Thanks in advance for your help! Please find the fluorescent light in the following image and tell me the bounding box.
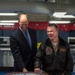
[0,13,18,16]
[53,12,75,18]
[53,12,67,16]
[49,21,70,24]
[0,20,18,23]
[54,15,75,18]
[47,0,55,3]
[0,23,14,25]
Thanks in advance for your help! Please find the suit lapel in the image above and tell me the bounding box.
[18,28,29,45]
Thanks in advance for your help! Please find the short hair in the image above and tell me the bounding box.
[48,24,59,31]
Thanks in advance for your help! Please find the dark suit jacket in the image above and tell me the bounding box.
[10,28,37,72]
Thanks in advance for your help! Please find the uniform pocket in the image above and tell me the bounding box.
[59,52,66,63]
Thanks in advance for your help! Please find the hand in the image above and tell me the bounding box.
[22,68,28,72]
[61,73,64,75]
[34,68,40,73]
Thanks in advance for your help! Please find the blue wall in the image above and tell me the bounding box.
[0,30,75,42]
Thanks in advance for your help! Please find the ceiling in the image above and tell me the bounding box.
[0,0,75,23]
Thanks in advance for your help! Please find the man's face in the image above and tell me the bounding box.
[19,14,28,31]
[47,26,58,41]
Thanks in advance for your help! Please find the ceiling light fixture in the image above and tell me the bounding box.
[54,15,75,18]
[0,20,18,23]
[0,23,14,25]
[0,13,18,16]
[49,21,70,24]
[53,12,67,16]
[53,12,75,18]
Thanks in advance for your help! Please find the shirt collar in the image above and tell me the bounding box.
[19,27,28,33]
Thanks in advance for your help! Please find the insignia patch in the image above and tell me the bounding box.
[60,47,66,52]
[46,46,53,55]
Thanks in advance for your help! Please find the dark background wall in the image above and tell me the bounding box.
[0,30,75,42]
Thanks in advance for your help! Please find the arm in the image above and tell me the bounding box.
[34,43,44,73]
[10,35,27,72]
[64,44,74,75]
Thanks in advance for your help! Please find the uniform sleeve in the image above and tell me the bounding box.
[34,43,44,69]
[10,35,25,71]
[64,43,74,75]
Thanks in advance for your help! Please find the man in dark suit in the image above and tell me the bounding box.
[10,13,37,72]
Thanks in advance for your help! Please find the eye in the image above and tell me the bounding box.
[21,23,28,25]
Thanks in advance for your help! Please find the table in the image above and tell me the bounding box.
[5,72,41,75]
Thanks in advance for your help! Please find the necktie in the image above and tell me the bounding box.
[25,31,31,47]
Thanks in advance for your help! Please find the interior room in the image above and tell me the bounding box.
[0,0,75,75]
